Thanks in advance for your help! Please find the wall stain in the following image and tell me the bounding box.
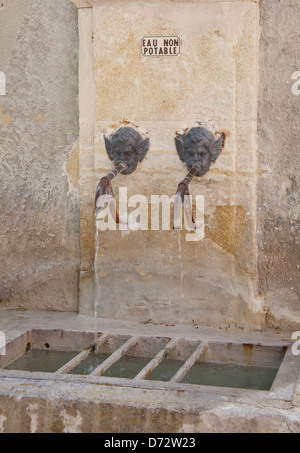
[0,106,12,127]
[205,206,247,259]
[242,343,254,364]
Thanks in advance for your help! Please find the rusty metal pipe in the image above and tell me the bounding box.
[175,164,201,201]
[95,162,128,209]
[174,163,201,230]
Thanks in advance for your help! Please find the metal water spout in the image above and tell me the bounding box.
[173,163,201,230]
[95,162,127,208]
[95,162,128,223]
[95,125,150,225]
[174,127,226,230]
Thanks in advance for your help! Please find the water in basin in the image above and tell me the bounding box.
[68,353,111,375]
[102,356,151,379]
[5,350,79,373]
[146,359,184,382]
[181,362,279,391]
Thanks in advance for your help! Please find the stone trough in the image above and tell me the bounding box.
[1,310,300,433]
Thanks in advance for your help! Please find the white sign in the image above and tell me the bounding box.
[141,36,180,56]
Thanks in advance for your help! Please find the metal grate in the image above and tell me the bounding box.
[1,330,289,391]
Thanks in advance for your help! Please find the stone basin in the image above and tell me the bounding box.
[1,310,300,433]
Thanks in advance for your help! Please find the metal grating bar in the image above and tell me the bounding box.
[94,332,111,350]
[133,337,180,381]
[55,332,110,375]
[90,335,140,376]
[170,340,209,384]
[55,348,92,375]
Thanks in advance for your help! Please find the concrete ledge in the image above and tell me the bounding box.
[0,373,299,433]
[71,0,260,8]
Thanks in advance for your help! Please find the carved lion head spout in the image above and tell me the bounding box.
[104,127,150,175]
[175,127,226,177]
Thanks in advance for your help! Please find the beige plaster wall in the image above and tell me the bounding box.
[74,0,264,328]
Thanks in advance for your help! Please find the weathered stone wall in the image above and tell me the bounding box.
[0,0,80,311]
[0,0,299,330]
[257,0,300,328]
[76,0,263,328]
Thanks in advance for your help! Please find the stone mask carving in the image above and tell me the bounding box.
[104,127,150,175]
[175,127,225,177]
